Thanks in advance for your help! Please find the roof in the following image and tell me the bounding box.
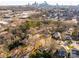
[0,21,8,25]
[0,31,8,35]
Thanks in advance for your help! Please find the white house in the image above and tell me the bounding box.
[72,18,78,24]
[19,12,30,19]
[52,32,62,39]
[0,21,8,25]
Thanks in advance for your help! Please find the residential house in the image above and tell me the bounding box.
[52,32,61,40]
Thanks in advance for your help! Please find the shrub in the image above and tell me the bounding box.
[7,40,24,51]
[29,50,52,58]
[20,21,42,31]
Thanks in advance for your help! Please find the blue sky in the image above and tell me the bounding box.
[0,0,79,5]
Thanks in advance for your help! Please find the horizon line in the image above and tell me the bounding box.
[0,1,79,6]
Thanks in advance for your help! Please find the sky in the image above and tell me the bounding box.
[0,0,79,5]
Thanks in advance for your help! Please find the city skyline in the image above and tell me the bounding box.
[0,0,79,5]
